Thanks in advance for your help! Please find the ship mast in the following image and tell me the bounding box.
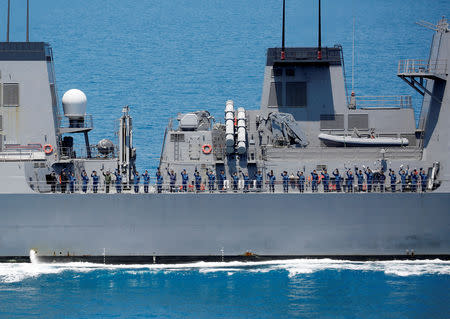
[317,0,322,60]
[281,0,286,60]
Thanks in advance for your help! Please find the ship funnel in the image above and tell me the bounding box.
[62,89,87,128]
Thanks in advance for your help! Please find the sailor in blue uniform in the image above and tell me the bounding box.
[114,170,122,193]
[242,172,250,192]
[364,167,374,192]
[321,169,330,192]
[355,168,364,192]
[388,169,397,192]
[311,170,319,193]
[232,172,239,192]
[267,170,276,193]
[166,168,177,193]
[281,171,289,193]
[218,170,226,191]
[156,169,163,193]
[181,169,189,192]
[398,166,408,192]
[379,170,386,193]
[91,171,99,193]
[420,169,428,192]
[297,171,305,193]
[81,170,89,193]
[255,170,263,191]
[133,171,140,193]
[346,170,354,192]
[69,172,76,193]
[207,170,216,192]
[333,169,342,192]
[194,170,202,192]
[410,169,419,192]
[142,170,150,193]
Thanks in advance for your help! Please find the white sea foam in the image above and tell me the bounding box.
[0,258,449,283]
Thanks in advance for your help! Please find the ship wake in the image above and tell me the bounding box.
[1,258,449,283]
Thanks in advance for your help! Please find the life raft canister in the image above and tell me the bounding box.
[202,144,212,154]
[43,144,53,154]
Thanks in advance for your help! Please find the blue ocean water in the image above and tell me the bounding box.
[1,259,449,318]
[0,0,449,318]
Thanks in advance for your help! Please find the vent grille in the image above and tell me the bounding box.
[320,114,344,130]
[348,114,368,130]
[3,83,19,107]
[170,133,185,142]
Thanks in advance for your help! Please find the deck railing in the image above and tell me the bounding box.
[57,114,93,130]
[28,179,430,194]
[397,59,447,76]
[353,95,412,109]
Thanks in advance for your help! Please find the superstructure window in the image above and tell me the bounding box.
[286,82,306,107]
[3,83,19,107]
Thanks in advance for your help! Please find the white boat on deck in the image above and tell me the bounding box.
[318,133,409,146]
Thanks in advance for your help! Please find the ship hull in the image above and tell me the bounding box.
[0,193,449,260]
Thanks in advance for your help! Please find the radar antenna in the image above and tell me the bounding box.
[416,20,438,31]
[416,17,449,33]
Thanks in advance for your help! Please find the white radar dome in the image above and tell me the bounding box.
[62,89,87,119]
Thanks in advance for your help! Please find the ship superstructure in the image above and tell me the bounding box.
[159,15,450,194]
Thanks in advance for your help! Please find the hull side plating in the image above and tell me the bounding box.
[0,193,448,257]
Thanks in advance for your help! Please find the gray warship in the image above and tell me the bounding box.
[0,3,449,263]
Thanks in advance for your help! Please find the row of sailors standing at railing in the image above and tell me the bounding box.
[269,165,428,193]
[160,168,260,193]
[50,165,429,194]
[51,169,152,194]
